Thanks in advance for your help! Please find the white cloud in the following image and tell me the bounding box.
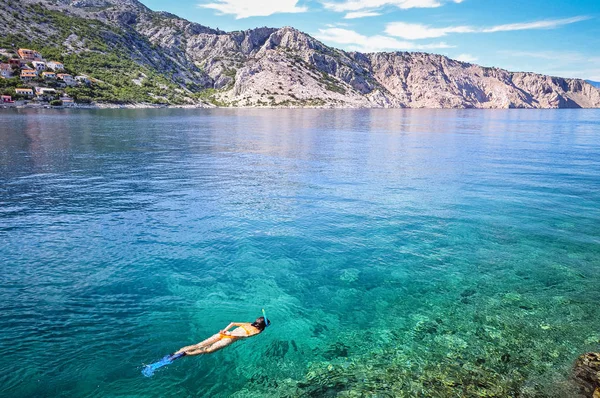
[482,16,590,33]
[455,53,477,63]
[385,16,589,39]
[344,11,382,19]
[385,22,473,39]
[199,0,307,19]
[314,27,453,52]
[323,0,451,12]
[329,0,460,19]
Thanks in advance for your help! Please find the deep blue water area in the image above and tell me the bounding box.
[1,109,599,397]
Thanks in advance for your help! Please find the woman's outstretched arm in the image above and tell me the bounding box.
[221,322,245,333]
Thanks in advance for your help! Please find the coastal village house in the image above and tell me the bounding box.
[17,49,43,61]
[35,87,57,101]
[20,69,37,81]
[0,63,12,78]
[61,95,75,106]
[75,75,90,84]
[35,87,57,95]
[15,88,34,97]
[1,95,13,103]
[9,58,23,67]
[6,48,87,105]
[46,61,64,71]
[57,73,76,86]
[32,61,46,72]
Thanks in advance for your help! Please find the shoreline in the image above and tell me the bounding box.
[3,102,600,110]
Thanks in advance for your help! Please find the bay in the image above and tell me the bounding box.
[1,108,600,397]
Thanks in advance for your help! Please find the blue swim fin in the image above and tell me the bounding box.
[142,352,185,377]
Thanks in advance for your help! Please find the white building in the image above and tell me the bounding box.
[35,87,57,95]
[57,73,77,86]
[35,87,57,101]
[32,61,46,72]
[15,88,34,97]
[46,61,64,71]
[75,75,90,84]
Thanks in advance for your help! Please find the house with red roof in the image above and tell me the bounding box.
[17,48,43,61]
[15,88,34,97]
[20,69,37,81]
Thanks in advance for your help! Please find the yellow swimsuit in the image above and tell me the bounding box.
[219,325,252,339]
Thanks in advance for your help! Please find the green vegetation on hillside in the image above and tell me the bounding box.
[0,2,191,104]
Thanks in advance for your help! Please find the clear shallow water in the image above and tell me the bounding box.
[1,108,599,397]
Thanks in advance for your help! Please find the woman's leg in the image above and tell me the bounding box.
[175,334,222,355]
[182,346,209,356]
[201,338,234,354]
[178,338,233,356]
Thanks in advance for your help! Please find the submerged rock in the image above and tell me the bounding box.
[265,340,290,359]
[573,352,600,397]
[323,342,349,360]
[340,268,360,283]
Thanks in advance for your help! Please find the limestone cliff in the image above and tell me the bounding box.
[3,0,599,108]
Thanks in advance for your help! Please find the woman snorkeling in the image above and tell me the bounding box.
[142,312,270,377]
[174,316,269,356]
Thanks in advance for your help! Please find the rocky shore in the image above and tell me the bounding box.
[574,353,600,398]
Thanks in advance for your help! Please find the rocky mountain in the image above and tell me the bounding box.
[2,0,599,108]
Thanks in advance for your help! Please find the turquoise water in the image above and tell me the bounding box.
[1,109,600,397]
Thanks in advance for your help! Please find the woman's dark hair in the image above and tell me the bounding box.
[251,316,268,331]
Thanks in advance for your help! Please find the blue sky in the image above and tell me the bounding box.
[140,0,600,81]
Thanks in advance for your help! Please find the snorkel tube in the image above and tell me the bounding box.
[262,308,270,327]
